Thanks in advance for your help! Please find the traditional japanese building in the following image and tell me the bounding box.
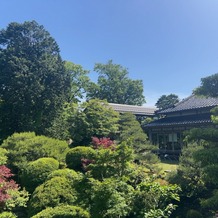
[144,95,218,156]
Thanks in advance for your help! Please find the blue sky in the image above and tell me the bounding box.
[1,1,218,106]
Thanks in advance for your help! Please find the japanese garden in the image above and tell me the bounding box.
[0,21,218,218]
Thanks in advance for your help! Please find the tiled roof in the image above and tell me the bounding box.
[145,114,212,128]
[108,103,156,116]
[158,95,218,114]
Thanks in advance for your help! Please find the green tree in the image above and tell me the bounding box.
[0,21,70,141]
[155,94,179,110]
[118,112,158,165]
[87,140,134,180]
[65,61,90,103]
[132,182,180,218]
[87,60,146,105]
[167,143,205,217]
[186,73,218,216]
[69,99,120,145]
[89,178,133,218]
[194,72,218,97]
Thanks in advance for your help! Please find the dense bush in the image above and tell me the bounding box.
[0,212,16,218]
[1,132,69,171]
[186,209,203,218]
[47,168,80,181]
[28,176,78,217]
[32,205,90,218]
[66,146,96,171]
[20,157,59,193]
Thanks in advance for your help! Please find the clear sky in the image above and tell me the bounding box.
[1,0,218,106]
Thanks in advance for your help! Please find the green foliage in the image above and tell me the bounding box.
[168,143,205,198]
[118,112,158,163]
[28,176,78,217]
[66,146,96,171]
[194,72,218,97]
[89,178,133,218]
[0,212,16,218]
[87,141,134,180]
[0,21,71,141]
[184,127,218,143]
[192,147,218,187]
[20,157,59,193]
[211,106,218,124]
[87,60,146,105]
[69,99,120,145]
[1,132,69,171]
[65,61,91,103]
[4,188,29,212]
[186,209,203,218]
[32,205,90,218]
[200,189,218,212]
[47,168,80,181]
[0,148,8,165]
[155,94,179,110]
[133,182,180,218]
[0,165,29,214]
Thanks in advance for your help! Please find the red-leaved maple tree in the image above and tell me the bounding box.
[0,165,18,209]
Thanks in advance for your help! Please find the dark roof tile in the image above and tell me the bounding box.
[108,103,156,116]
[145,114,212,127]
[158,95,218,114]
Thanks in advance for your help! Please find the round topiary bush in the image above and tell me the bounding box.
[47,168,81,181]
[66,146,96,171]
[21,157,59,193]
[1,132,70,171]
[32,205,90,218]
[28,176,78,217]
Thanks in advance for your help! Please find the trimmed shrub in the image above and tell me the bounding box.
[20,157,59,193]
[66,146,96,171]
[47,168,80,181]
[32,205,90,218]
[1,132,69,171]
[28,176,78,217]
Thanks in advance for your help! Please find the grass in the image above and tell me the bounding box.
[156,160,178,174]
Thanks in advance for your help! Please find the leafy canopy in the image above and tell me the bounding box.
[155,94,179,110]
[0,21,70,141]
[87,60,146,105]
[69,99,120,146]
[1,132,69,171]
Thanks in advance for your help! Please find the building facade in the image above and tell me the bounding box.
[145,95,218,156]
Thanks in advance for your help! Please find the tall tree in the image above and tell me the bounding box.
[69,99,120,146]
[0,21,70,141]
[155,94,179,110]
[87,60,146,105]
[194,72,218,97]
[118,112,158,166]
[64,61,90,103]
